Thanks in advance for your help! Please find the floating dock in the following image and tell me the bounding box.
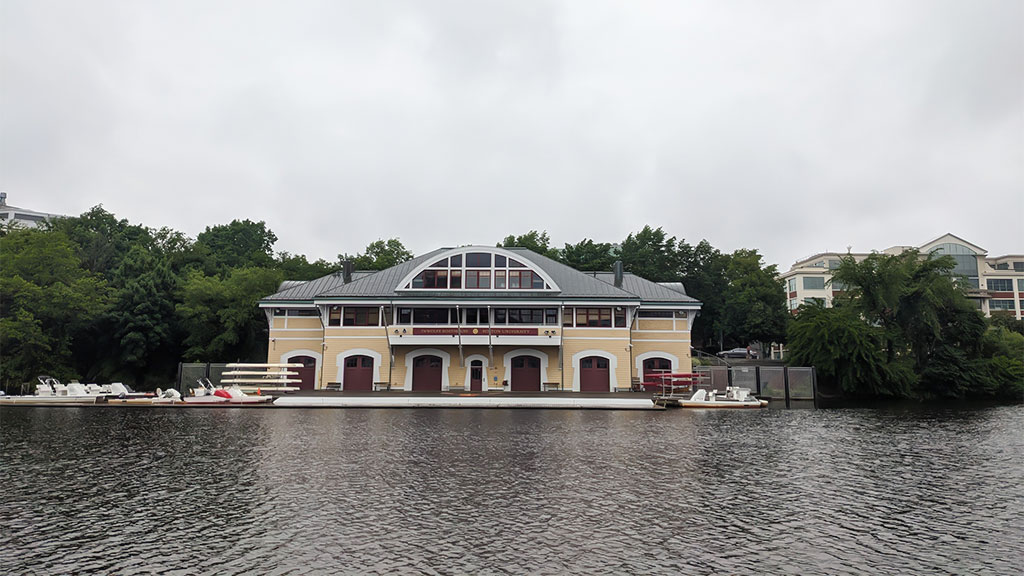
[273,394,661,410]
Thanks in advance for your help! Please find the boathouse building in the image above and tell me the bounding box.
[259,246,701,392]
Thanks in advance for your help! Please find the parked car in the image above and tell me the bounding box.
[717,347,758,359]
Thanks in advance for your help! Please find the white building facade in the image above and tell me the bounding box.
[779,233,1024,320]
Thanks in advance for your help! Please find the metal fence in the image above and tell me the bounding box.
[176,363,230,394]
[695,365,817,407]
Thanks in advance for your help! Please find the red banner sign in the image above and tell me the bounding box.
[411,327,541,336]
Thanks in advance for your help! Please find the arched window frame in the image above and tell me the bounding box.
[395,247,560,293]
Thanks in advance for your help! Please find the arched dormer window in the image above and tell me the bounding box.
[397,248,560,292]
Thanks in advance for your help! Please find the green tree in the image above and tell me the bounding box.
[787,302,914,397]
[560,239,617,271]
[48,205,155,279]
[177,267,284,362]
[497,231,561,260]
[0,230,110,389]
[340,238,414,270]
[677,240,729,349]
[720,249,788,351]
[195,219,278,272]
[276,252,337,280]
[619,226,678,282]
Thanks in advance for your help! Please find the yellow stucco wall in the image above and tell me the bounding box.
[264,319,694,390]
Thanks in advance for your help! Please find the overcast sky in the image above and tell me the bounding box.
[2,0,1021,269]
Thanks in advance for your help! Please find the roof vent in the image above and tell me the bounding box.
[0,192,6,206]
[613,261,624,288]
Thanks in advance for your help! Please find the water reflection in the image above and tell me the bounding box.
[2,405,1021,574]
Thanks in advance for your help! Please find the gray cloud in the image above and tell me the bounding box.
[2,0,1021,268]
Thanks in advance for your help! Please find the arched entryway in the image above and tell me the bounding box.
[343,355,374,391]
[469,360,484,392]
[580,356,610,392]
[510,356,541,392]
[412,355,443,391]
[643,357,673,383]
[290,355,317,390]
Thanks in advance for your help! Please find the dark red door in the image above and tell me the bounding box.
[470,360,483,392]
[344,355,374,391]
[510,356,541,392]
[412,355,442,391]
[580,356,610,392]
[291,355,317,390]
[643,357,672,383]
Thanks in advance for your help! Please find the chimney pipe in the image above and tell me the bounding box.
[0,192,6,206]
[613,261,624,288]
[342,261,354,283]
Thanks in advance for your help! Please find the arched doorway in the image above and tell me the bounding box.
[412,355,442,391]
[580,356,610,392]
[290,355,317,390]
[343,355,374,391]
[469,360,484,392]
[510,356,541,392]
[643,357,673,383]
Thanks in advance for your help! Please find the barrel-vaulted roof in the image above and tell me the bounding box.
[260,246,700,307]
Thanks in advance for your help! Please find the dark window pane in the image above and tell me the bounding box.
[450,254,462,267]
[545,308,557,324]
[346,358,358,367]
[509,259,524,267]
[466,252,491,267]
[412,273,425,288]
[495,309,506,323]
[495,255,507,267]
[413,308,451,324]
[563,308,573,327]
[398,308,412,324]
[532,273,545,289]
[582,358,592,368]
[362,357,373,368]
[431,258,448,267]
[614,307,626,327]
[450,270,462,288]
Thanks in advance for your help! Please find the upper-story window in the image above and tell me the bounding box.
[344,307,380,326]
[400,249,557,291]
[987,279,1014,292]
[803,277,826,290]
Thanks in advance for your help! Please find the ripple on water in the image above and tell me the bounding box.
[2,405,1023,575]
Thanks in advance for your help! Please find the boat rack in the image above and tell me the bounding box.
[219,363,303,393]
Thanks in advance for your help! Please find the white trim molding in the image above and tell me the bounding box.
[502,348,551,390]
[463,354,490,392]
[569,349,619,392]
[403,348,452,391]
[634,350,680,380]
[335,348,384,391]
[281,349,323,389]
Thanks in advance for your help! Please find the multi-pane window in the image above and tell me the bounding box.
[990,300,1016,310]
[576,308,612,327]
[803,297,825,306]
[614,307,626,327]
[831,280,848,291]
[828,259,842,269]
[412,308,456,324]
[1018,279,1024,291]
[637,310,672,318]
[787,278,796,292]
[789,299,799,310]
[464,307,488,324]
[328,306,342,326]
[405,251,550,290]
[490,308,554,324]
[1014,262,1024,272]
[288,309,319,316]
[563,308,574,327]
[803,276,826,290]
[343,307,379,326]
[988,279,1014,292]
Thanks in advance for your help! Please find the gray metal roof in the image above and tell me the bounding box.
[261,246,701,306]
[586,272,700,304]
[263,271,374,302]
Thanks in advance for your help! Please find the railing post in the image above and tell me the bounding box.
[783,367,791,409]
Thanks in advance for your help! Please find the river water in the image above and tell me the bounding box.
[2,404,1022,575]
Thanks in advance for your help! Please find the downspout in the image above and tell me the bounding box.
[629,305,638,388]
[559,303,565,390]
[387,301,394,388]
[318,304,327,390]
[456,304,464,367]
[487,305,493,364]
